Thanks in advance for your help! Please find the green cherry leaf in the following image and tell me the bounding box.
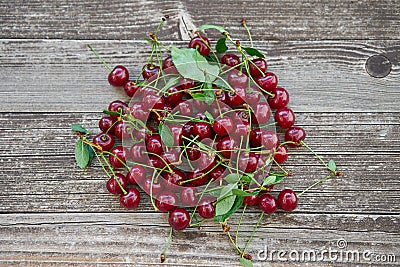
[198,24,226,34]
[171,46,220,83]
[204,88,216,105]
[216,37,228,53]
[213,77,232,91]
[224,173,241,184]
[328,159,337,172]
[191,93,207,101]
[262,175,276,186]
[71,124,89,134]
[215,194,236,217]
[239,257,253,267]
[232,189,258,197]
[159,123,174,147]
[242,47,265,58]
[218,183,238,199]
[86,143,95,163]
[214,196,244,222]
[102,110,120,117]
[75,139,90,169]
[204,111,214,122]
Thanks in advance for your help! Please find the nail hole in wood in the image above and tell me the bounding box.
[365,54,391,78]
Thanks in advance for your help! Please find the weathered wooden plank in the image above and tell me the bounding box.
[0,213,398,266]
[0,0,399,40]
[0,40,399,112]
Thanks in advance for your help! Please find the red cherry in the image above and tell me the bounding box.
[168,208,190,230]
[146,135,163,155]
[98,116,117,133]
[180,187,199,207]
[162,55,178,74]
[274,145,289,164]
[163,170,186,191]
[220,53,240,68]
[188,36,211,56]
[217,137,237,159]
[258,194,278,214]
[123,80,141,97]
[119,188,140,209]
[268,87,289,109]
[142,176,163,197]
[109,146,127,168]
[278,189,298,211]
[237,152,258,173]
[108,100,128,116]
[275,107,295,128]
[126,165,146,185]
[251,102,271,125]
[93,133,115,151]
[243,195,259,206]
[249,58,267,78]
[142,64,160,80]
[197,199,215,219]
[255,72,278,92]
[285,127,306,147]
[228,69,248,88]
[192,122,212,140]
[155,191,178,212]
[108,65,129,87]
[106,173,128,195]
[213,116,234,136]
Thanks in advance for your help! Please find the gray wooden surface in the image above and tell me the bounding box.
[0,1,399,266]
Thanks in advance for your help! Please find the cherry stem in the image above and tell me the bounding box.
[272,158,289,175]
[300,140,331,172]
[235,203,247,245]
[243,211,264,254]
[241,18,253,48]
[298,173,335,198]
[161,227,173,262]
[99,152,127,195]
[225,225,244,255]
[189,178,214,224]
[87,44,112,72]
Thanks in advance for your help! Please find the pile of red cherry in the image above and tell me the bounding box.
[72,22,332,266]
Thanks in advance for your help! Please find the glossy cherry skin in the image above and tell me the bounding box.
[226,88,246,107]
[163,170,186,191]
[108,100,128,116]
[274,145,289,164]
[258,194,278,214]
[180,187,199,207]
[168,208,190,230]
[142,176,163,197]
[148,155,166,169]
[142,64,160,80]
[161,149,180,168]
[187,171,209,187]
[233,123,251,140]
[130,142,147,163]
[217,137,237,158]
[197,199,215,219]
[106,173,128,195]
[260,130,280,150]
[213,116,234,137]
[155,191,178,212]
[108,65,129,87]
[98,116,117,133]
[275,107,295,129]
[237,152,258,173]
[192,122,212,140]
[244,195,259,206]
[208,165,226,181]
[164,86,183,105]
[126,165,146,185]
[93,133,115,151]
[130,102,149,121]
[278,189,298,211]
[146,135,163,155]
[268,87,289,109]
[114,121,131,140]
[255,72,278,92]
[228,70,248,88]
[119,188,141,209]
[188,35,211,56]
[249,58,267,78]
[285,126,306,147]
[109,146,127,168]
[246,88,262,105]
[124,80,141,97]
[162,55,178,74]
[251,102,271,125]
[220,53,240,68]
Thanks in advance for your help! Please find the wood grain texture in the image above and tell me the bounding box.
[1,0,399,41]
[1,0,400,266]
[0,40,399,113]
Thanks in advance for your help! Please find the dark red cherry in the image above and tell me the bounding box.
[161,149,180,167]
[146,135,163,155]
[274,145,289,164]
[226,88,246,107]
[260,130,280,150]
[275,107,295,128]
[130,102,149,121]
[142,176,163,197]
[163,170,186,191]
[176,100,193,117]
[164,86,183,105]
[197,152,216,172]
[243,195,259,206]
[237,152,258,173]
[186,144,201,161]
[278,189,298,211]
[258,194,278,214]
[192,122,212,140]
[213,116,234,136]
[249,58,267,78]
[162,55,178,74]
[233,123,250,139]
[126,165,146,185]
[168,208,190,230]
[99,116,117,133]
[142,63,160,80]
[197,199,215,219]
[119,187,140,209]
[178,78,196,91]
[182,121,195,138]
[148,155,166,169]
[180,187,199,207]
[109,146,127,168]
[123,80,141,97]
[220,53,240,68]
[251,102,271,125]
[188,35,211,56]
[155,191,178,212]
[217,136,237,158]
[268,87,289,109]
[208,165,226,181]
[93,133,115,151]
[143,93,165,110]
[108,65,129,87]
[114,121,131,140]
[130,142,147,163]
[187,171,209,187]
[106,173,128,195]
[255,72,278,92]
[228,69,248,88]
[132,125,155,141]
[108,100,128,116]
[285,127,306,147]
[246,88,262,105]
